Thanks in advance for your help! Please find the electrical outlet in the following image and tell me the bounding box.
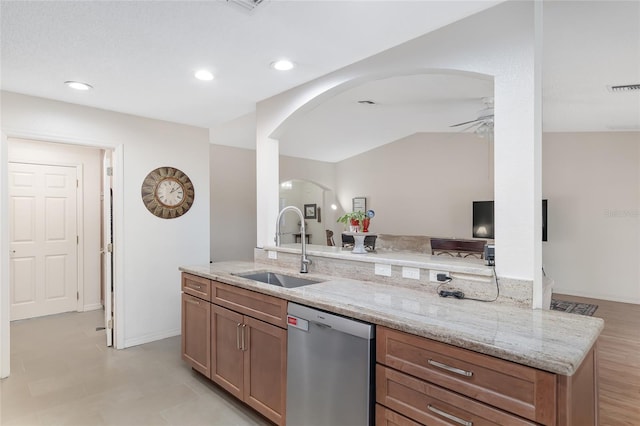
[375,263,392,277]
[402,267,420,280]
[429,270,449,282]
[268,250,277,260]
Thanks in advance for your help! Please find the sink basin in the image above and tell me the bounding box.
[236,271,321,288]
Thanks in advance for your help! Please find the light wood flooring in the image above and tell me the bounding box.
[555,293,640,426]
[0,310,270,426]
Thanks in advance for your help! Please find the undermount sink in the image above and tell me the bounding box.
[235,271,321,288]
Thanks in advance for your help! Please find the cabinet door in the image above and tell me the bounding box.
[211,304,244,400]
[181,293,211,377]
[243,315,287,426]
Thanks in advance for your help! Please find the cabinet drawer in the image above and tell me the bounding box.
[377,365,536,426]
[212,281,288,328]
[377,326,556,425]
[182,273,211,301]
[375,404,422,426]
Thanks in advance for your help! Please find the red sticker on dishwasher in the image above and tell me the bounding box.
[287,315,309,331]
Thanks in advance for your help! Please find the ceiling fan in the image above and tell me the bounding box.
[450,97,494,138]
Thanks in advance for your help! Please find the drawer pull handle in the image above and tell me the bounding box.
[428,359,473,377]
[190,284,202,290]
[185,298,200,305]
[427,405,473,426]
[240,324,247,351]
[236,323,242,350]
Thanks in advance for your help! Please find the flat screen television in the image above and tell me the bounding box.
[473,200,547,241]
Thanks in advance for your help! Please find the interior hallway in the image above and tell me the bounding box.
[0,310,269,425]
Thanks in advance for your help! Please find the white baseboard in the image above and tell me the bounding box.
[123,328,181,348]
[83,303,103,312]
[553,288,640,305]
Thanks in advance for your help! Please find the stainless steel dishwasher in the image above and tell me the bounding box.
[286,302,375,426]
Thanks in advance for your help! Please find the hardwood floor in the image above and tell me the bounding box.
[554,294,640,426]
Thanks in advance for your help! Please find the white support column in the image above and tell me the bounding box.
[493,0,543,307]
[256,135,279,249]
[532,1,544,308]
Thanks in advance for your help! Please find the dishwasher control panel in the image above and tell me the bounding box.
[287,315,309,331]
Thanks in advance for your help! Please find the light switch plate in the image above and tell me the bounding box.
[375,263,392,277]
[402,267,420,280]
[268,250,277,260]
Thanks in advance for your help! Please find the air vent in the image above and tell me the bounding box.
[607,84,640,93]
[227,0,265,12]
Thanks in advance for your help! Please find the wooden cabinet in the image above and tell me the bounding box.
[210,290,287,426]
[376,404,423,426]
[376,326,598,426]
[182,273,211,301]
[181,293,211,378]
[181,273,287,426]
[243,315,287,424]
[211,304,244,399]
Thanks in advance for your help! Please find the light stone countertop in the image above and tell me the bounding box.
[180,261,603,376]
[265,244,493,276]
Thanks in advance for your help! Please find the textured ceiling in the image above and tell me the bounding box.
[0,0,500,129]
[1,1,638,163]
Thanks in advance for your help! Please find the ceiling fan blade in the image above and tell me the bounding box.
[460,122,482,132]
[450,118,481,128]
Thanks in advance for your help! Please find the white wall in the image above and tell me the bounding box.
[1,91,210,354]
[1,132,9,377]
[210,144,256,261]
[543,132,640,303]
[335,132,493,238]
[256,2,542,300]
[7,138,103,310]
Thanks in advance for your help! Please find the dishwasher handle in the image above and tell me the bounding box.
[288,303,374,340]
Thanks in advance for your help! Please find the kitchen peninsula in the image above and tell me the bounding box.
[180,245,602,426]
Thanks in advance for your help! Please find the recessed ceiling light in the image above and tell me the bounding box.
[195,70,214,81]
[65,81,93,91]
[271,59,295,71]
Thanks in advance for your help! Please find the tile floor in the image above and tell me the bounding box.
[0,310,271,426]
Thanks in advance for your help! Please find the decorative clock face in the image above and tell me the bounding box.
[156,178,184,207]
[141,167,194,219]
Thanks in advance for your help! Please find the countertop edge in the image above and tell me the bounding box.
[179,263,604,376]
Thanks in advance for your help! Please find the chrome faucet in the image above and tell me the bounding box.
[275,206,312,273]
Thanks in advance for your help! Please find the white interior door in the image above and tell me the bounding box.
[9,162,78,321]
[102,152,113,346]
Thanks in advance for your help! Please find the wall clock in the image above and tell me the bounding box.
[141,167,194,219]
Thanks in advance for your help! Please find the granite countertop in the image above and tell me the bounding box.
[180,261,603,376]
[265,244,493,276]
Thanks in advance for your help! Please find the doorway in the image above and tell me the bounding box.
[6,138,113,342]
